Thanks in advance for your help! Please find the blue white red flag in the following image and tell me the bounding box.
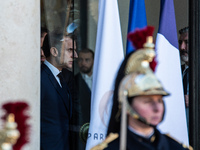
[126,0,147,55]
[155,0,189,145]
[86,0,124,149]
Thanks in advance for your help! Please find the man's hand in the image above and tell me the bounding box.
[185,95,189,107]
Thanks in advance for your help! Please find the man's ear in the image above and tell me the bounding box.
[50,47,58,57]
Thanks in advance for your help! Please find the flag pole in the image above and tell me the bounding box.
[119,91,128,150]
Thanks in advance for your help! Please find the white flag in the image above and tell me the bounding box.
[155,0,189,146]
[86,0,124,149]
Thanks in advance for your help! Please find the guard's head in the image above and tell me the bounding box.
[107,26,169,135]
[121,49,168,126]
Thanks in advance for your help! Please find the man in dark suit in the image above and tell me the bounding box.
[178,27,189,127]
[41,30,78,150]
[75,48,94,125]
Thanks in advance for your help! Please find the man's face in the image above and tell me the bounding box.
[58,37,78,69]
[131,95,164,126]
[179,32,189,64]
[78,52,94,74]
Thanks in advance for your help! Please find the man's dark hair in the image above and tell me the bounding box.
[79,48,94,59]
[41,27,49,35]
[42,29,76,58]
[106,52,133,135]
[179,26,189,34]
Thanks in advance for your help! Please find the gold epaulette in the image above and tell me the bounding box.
[182,144,193,150]
[165,134,193,150]
[90,133,119,150]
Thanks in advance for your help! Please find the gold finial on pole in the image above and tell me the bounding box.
[143,36,154,49]
[0,113,20,150]
[7,114,14,123]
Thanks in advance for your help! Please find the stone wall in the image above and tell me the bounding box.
[0,0,40,149]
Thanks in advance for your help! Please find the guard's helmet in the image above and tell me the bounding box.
[118,36,169,126]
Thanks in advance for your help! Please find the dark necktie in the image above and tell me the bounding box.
[57,72,70,98]
[183,68,189,95]
[57,72,65,88]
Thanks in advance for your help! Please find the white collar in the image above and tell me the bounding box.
[81,73,93,79]
[128,125,154,139]
[44,60,61,78]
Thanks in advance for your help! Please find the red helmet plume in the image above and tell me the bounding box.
[127,26,157,71]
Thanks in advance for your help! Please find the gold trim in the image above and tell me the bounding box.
[90,133,119,150]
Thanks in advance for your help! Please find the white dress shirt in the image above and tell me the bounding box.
[44,60,62,87]
[81,73,93,90]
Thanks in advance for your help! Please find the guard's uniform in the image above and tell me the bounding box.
[105,128,189,150]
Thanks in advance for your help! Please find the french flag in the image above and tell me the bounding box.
[155,0,189,146]
[126,0,147,55]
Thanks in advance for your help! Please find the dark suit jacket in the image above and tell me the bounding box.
[62,68,84,150]
[75,73,91,124]
[41,64,72,150]
[62,68,80,124]
[181,65,189,95]
[181,65,185,74]
[105,128,189,150]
